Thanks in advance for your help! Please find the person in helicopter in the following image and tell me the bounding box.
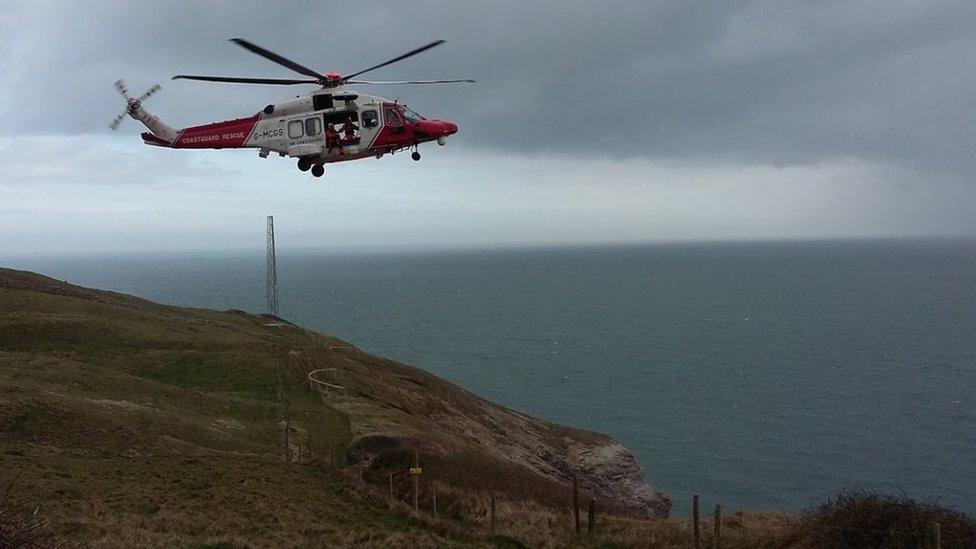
[340,115,359,143]
[325,122,343,155]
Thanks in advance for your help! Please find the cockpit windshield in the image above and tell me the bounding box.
[402,105,426,123]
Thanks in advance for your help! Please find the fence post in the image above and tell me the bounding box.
[490,492,496,533]
[573,476,580,534]
[389,472,394,508]
[413,452,420,511]
[587,497,595,537]
[693,495,701,549]
[929,521,941,549]
[433,488,438,519]
[712,504,722,549]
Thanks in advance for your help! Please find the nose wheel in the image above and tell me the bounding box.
[311,164,325,178]
[411,151,421,161]
[297,158,312,172]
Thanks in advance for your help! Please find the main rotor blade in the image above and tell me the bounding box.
[342,40,446,82]
[172,75,320,85]
[230,38,327,81]
[345,78,476,85]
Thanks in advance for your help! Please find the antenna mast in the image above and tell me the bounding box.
[266,215,279,317]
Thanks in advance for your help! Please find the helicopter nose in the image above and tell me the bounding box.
[414,119,458,140]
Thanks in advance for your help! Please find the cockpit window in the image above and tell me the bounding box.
[384,107,403,127]
[402,106,426,123]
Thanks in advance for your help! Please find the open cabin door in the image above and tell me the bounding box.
[322,109,359,155]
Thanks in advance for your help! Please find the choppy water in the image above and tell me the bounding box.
[5,239,975,516]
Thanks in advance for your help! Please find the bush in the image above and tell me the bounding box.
[0,477,68,548]
[799,490,976,548]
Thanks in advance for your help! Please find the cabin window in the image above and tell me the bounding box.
[384,107,403,127]
[312,94,333,111]
[287,119,304,139]
[362,110,379,128]
[305,117,322,136]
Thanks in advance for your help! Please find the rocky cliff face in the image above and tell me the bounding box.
[322,344,671,517]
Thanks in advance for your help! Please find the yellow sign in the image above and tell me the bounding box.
[410,467,422,475]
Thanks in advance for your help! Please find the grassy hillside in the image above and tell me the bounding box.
[0,267,670,546]
[0,268,471,546]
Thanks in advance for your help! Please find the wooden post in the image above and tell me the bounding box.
[389,472,394,507]
[929,521,941,549]
[283,418,291,461]
[413,452,420,511]
[433,488,438,519]
[693,495,701,549]
[712,504,723,549]
[572,476,580,534]
[587,497,595,537]
[490,492,496,533]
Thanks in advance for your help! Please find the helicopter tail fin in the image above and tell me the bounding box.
[141,132,173,147]
[109,80,178,144]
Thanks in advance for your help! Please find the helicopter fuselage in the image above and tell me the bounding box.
[139,88,458,168]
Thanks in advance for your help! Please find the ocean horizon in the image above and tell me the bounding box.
[4,237,975,516]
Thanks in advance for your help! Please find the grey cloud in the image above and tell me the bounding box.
[1,1,975,174]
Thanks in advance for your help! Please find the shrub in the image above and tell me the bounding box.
[799,490,976,548]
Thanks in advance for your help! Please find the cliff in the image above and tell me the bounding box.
[0,267,668,546]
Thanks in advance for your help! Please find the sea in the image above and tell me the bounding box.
[4,239,975,516]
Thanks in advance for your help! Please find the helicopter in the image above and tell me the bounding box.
[110,38,473,178]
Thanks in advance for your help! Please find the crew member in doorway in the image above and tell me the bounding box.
[325,123,343,155]
[341,115,359,142]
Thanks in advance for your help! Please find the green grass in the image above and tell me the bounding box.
[134,351,278,401]
[1,451,463,547]
[0,270,429,545]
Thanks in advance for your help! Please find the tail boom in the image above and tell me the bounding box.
[129,103,178,143]
[168,114,261,149]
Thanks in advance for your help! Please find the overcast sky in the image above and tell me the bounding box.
[2,1,975,254]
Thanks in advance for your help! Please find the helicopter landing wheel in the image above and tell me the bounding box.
[311,164,325,178]
[297,158,312,172]
[411,151,421,161]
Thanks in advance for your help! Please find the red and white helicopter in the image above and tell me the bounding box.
[110,39,473,177]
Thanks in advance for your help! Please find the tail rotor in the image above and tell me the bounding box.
[109,79,161,130]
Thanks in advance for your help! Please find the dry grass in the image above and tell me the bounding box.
[0,477,69,548]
